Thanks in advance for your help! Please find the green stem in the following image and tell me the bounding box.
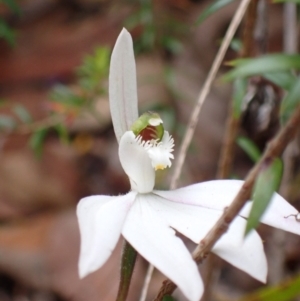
[115,240,138,301]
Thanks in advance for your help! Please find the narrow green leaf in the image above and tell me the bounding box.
[238,274,300,301]
[0,114,16,130]
[196,0,237,24]
[263,71,297,91]
[223,54,300,82]
[232,78,247,118]
[280,76,300,124]
[245,157,283,236]
[236,136,261,163]
[29,128,48,157]
[13,105,32,123]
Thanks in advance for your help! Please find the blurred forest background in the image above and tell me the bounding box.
[0,0,300,300]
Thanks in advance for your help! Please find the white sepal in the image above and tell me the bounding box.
[122,194,203,301]
[109,28,139,142]
[213,217,267,282]
[77,192,136,278]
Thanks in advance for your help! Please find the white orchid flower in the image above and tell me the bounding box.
[77,28,300,301]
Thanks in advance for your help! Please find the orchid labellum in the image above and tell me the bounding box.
[77,28,300,301]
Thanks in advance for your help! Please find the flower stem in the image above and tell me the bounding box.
[116,240,138,301]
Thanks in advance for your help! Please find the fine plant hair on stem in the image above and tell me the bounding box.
[154,104,300,300]
[139,1,252,300]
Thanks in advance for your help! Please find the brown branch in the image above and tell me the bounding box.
[154,104,300,300]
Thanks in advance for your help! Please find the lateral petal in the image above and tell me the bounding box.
[153,180,244,210]
[150,192,267,282]
[154,180,300,236]
[119,131,155,193]
[109,28,139,142]
[122,194,203,301]
[213,217,267,282]
[77,191,137,278]
[240,194,300,235]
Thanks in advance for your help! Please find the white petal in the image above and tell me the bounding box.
[150,192,221,242]
[240,194,300,235]
[213,217,267,282]
[153,180,244,210]
[122,194,203,301]
[147,131,174,170]
[109,28,139,142]
[77,191,137,278]
[150,192,267,282]
[119,131,155,193]
[154,180,300,236]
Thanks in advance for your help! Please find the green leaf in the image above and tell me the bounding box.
[237,136,261,163]
[223,54,300,82]
[237,274,300,301]
[77,47,110,89]
[29,128,48,157]
[13,105,32,123]
[0,114,16,130]
[280,76,300,124]
[196,0,237,24]
[232,78,247,118]
[245,157,283,236]
[263,71,297,91]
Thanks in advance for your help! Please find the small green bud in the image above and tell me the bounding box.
[130,112,164,141]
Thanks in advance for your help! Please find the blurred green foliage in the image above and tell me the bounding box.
[125,0,184,54]
[0,0,20,46]
[238,274,300,301]
[196,0,236,24]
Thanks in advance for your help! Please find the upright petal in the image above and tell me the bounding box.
[119,131,155,193]
[77,191,137,278]
[109,28,139,142]
[122,194,203,301]
[149,192,267,282]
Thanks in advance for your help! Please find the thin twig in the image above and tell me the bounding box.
[170,0,252,189]
[154,104,300,300]
[140,1,252,300]
[217,0,258,179]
